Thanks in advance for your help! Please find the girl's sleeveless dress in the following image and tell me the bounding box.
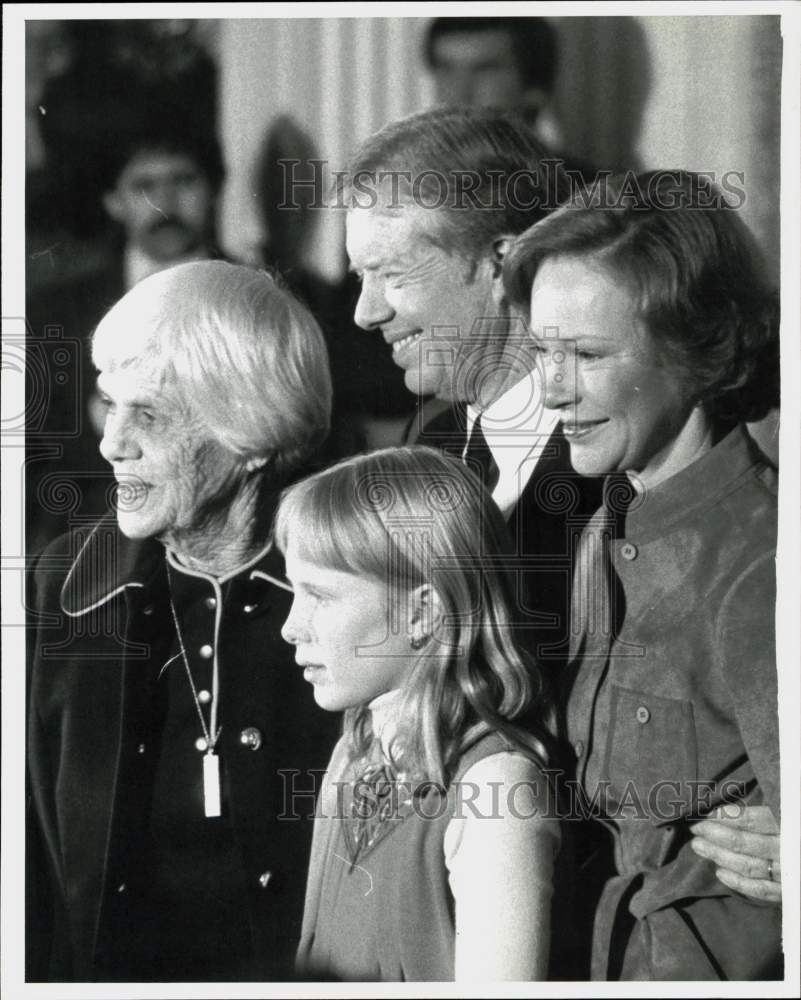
[296,730,559,981]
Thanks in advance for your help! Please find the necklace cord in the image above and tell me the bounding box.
[166,571,222,752]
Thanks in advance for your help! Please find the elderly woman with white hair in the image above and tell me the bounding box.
[27,261,341,982]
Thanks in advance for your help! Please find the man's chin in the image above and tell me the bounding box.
[403,368,445,400]
[140,230,203,263]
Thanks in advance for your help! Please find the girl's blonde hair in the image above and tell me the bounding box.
[275,446,554,786]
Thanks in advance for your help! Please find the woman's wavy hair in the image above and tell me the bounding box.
[92,260,332,482]
[503,169,779,424]
[274,446,555,786]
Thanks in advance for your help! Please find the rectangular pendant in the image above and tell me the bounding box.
[203,752,221,817]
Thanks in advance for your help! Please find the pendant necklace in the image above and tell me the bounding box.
[167,591,222,818]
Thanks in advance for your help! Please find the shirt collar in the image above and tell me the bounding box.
[625,424,771,541]
[466,372,560,453]
[465,369,555,441]
[465,372,560,515]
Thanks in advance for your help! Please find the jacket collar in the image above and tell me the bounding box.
[166,536,292,593]
[60,515,292,617]
[59,515,165,617]
[625,424,772,542]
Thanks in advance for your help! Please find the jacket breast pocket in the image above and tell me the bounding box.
[603,685,698,823]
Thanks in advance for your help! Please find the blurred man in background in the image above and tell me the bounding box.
[423,16,606,185]
[424,17,565,153]
[101,129,224,289]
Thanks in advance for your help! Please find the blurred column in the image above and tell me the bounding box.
[553,15,781,278]
[634,15,781,278]
[746,16,782,282]
[218,16,431,280]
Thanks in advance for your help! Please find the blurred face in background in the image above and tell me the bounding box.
[430,29,526,108]
[26,21,74,109]
[103,149,215,262]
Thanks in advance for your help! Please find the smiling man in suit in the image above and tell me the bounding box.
[343,107,599,672]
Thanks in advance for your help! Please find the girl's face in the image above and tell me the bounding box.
[281,542,418,712]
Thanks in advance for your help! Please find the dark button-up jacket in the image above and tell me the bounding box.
[27,516,340,981]
[566,426,781,979]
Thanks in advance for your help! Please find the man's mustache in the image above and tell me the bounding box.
[147,215,192,236]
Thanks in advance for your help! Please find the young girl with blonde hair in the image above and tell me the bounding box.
[276,446,562,982]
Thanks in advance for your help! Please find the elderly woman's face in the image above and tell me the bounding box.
[97,365,245,542]
[530,255,697,485]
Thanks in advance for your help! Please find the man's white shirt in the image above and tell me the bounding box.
[464,370,560,520]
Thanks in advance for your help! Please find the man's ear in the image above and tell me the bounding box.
[408,584,444,643]
[489,234,516,307]
[102,188,125,224]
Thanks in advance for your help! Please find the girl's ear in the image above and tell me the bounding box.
[408,584,444,647]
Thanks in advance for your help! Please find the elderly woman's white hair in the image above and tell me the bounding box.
[92,260,332,479]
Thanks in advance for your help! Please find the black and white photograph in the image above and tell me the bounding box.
[2,3,799,996]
